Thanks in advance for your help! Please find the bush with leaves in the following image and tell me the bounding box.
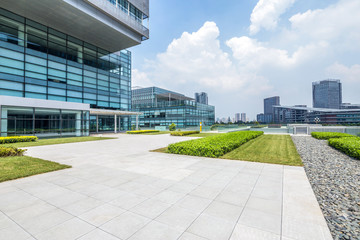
[0,147,26,157]
[167,131,263,158]
[169,123,176,131]
[311,132,354,140]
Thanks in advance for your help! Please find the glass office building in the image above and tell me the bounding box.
[312,79,342,109]
[0,0,149,137]
[132,87,215,128]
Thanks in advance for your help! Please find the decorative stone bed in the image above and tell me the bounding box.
[292,136,360,240]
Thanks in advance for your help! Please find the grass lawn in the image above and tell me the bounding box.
[1,136,115,148]
[221,135,303,166]
[0,156,70,182]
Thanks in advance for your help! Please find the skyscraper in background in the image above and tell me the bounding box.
[235,113,240,122]
[264,96,280,123]
[312,79,342,109]
[195,92,208,105]
[241,113,246,122]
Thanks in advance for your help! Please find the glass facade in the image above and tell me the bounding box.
[0,8,133,134]
[312,80,342,109]
[132,87,215,128]
[1,106,89,137]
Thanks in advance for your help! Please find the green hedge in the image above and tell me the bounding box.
[126,130,160,134]
[329,137,360,160]
[311,132,354,140]
[170,131,200,136]
[167,131,263,158]
[0,136,38,144]
[0,147,26,157]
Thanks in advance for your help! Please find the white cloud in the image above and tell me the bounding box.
[143,21,271,92]
[289,0,360,44]
[326,63,360,83]
[135,0,360,118]
[132,69,152,88]
[250,0,296,35]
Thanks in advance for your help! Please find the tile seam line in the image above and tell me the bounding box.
[0,208,38,240]
[226,164,266,240]
[175,164,248,240]
[13,182,127,237]
[121,164,223,240]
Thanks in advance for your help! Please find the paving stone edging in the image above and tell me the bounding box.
[292,135,360,240]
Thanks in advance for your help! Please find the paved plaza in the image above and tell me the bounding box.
[0,134,332,240]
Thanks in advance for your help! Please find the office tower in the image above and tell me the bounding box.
[312,79,342,109]
[235,113,240,122]
[264,96,280,123]
[0,1,149,136]
[195,92,208,105]
[241,113,246,122]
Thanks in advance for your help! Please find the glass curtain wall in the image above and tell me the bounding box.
[0,8,132,132]
[0,106,89,137]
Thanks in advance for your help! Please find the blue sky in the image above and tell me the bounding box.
[131,0,359,120]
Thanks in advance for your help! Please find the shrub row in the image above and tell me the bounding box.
[126,130,160,134]
[328,137,360,160]
[167,131,263,158]
[170,131,200,136]
[0,147,26,157]
[0,136,38,144]
[311,132,354,140]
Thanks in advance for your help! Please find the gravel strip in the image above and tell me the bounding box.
[292,135,360,240]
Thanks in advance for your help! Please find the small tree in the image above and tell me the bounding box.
[169,123,176,131]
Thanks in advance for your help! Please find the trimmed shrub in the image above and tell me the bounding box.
[329,137,360,160]
[311,132,354,140]
[169,123,176,131]
[126,130,160,134]
[167,131,263,158]
[0,147,26,157]
[170,131,200,136]
[0,136,38,144]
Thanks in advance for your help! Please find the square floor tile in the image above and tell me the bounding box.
[156,205,198,231]
[128,220,182,240]
[78,203,125,227]
[100,211,151,239]
[188,214,236,240]
[230,223,280,240]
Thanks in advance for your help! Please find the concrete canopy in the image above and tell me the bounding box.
[1,0,147,52]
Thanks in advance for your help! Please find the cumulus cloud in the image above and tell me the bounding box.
[135,0,360,118]
[142,21,271,92]
[249,0,296,35]
[326,63,360,83]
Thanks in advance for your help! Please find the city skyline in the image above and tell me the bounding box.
[131,0,360,119]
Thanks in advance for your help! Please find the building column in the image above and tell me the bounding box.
[114,115,117,133]
[136,115,139,130]
[0,107,7,137]
[96,115,99,133]
[76,112,81,136]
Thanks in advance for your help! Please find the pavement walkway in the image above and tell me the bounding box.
[0,134,332,240]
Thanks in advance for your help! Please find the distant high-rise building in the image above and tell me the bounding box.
[312,79,342,109]
[241,113,246,122]
[235,113,241,122]
[195,92,208,105]
[264,96,280,123]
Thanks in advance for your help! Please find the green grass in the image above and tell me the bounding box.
[0,156,70,182]
[221,135,303,166]
[1,136,115,148]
